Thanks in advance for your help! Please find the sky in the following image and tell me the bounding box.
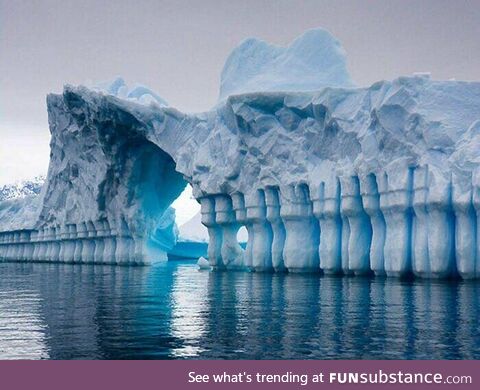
[1,0,480,220]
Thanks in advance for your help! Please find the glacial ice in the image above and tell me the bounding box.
[2,28,480,278]
[93,77,168,106]
[197,256,211,270]
[219,28,354,101]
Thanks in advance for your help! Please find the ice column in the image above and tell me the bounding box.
[200,197,223,269]
[470,168,480,278]
[31,231,39,261]
[6,233,13,260]
[245,190,273,272]
[1,234,6,260]
[18,231,29,261]
[3,234,9,260]
[360,174,386,276]
[115,219,133,265]
[133,236,148,265]
[378,168,413,277]
[93,220,106,263]
[265,187,286,272]
[43,228,54,261]
[57,225,66,261]
[0,234,5,260]
[40,228,51,261]
[280,184,319,273]
[215,195,244,269]
[9,233,16,260]
[51,226,61,262]
[426,172,455,278]
[4,233,10,260]
[313,178,342,274]
[340,176,372,275]
[412,166,429,277]
[9,232,17,260]
[80,222,96,263]
[16,232,24,261]
[453,172,477,279]
[73,223,84,263]
[412,166,455,278]
[103,219,117,264]
[231,193,250,270]
[36,229,46,261]
[63,224,76,263]
[0,234,4,259]
[12,232,21,260]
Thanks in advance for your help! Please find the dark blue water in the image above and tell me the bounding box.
[0,260,479,359]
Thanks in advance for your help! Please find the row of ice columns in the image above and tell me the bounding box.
[197,165,480,279]
[0,231,31,260]
[0,219,141,265]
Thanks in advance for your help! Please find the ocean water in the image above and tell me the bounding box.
[0,260,478,360]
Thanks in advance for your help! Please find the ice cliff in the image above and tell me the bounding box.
[2,28,480,278]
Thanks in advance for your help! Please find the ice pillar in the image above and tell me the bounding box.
[200,197,223,269]
[360,174,386,276]
[412,166,455,278]
[215,195,244,269]
[313,178,342,274]
[73,223,84,263]
[378,168,413,277]
[80,222,96,263]
[340,176,372,275]
[231,193,250,270]
[93,220,106,263]
[245,190,273,272]
[51,226,61,262]
[453,172,477,279]
[115,218,133,265]
[265,187,286,272]
[103,219,117,264]
[280,184,319,273]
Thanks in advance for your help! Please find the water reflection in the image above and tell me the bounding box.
[0,261,478,359]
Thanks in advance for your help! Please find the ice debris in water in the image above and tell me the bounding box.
[197,256,211,270]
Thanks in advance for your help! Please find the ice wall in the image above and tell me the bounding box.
[2,29,480,278]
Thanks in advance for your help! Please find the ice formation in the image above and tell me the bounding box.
[2,28,480,279]
[219,28,354,101]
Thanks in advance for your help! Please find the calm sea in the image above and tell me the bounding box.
[0,260,478,359]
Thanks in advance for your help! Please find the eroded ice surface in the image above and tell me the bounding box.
[219,28,354,101]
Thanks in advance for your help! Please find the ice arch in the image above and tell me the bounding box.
[0,88,189,265]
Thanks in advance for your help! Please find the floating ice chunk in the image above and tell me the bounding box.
[197,256,211,270]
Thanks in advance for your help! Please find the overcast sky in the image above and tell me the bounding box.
[1,0,480,185]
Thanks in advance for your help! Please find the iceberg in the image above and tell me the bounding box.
[1,28,480,279]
